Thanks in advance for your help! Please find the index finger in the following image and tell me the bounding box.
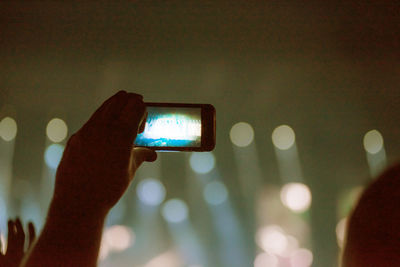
[111,93,146,146]
[28,222,36,249]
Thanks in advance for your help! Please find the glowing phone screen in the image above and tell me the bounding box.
[134,107,202,147]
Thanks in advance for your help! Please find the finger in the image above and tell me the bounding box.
[139,111,148,134]
[8,218,25,254]
[131,147,157,170]
[7,220,14,249]
[114,93,146,145]
[28,222,36,249]
[86,90,127,122]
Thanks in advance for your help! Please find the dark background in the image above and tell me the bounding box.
[1,1,399,266]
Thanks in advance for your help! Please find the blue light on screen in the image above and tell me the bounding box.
[135,107,201,147]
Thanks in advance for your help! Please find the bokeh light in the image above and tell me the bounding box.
[280,183,312,213]
[336,217,348,248]
[253,252,279,267]
[0,233,5,254]
[189,152,215,174]
[162,199,189,223]
[256,225,288,255]
[104,225,134,252]
[137,178,166,206]
[272,125,295,150]
[0,117,17,141]
[229,122,254,147]
[290,248,313,267]
[203,181,228,206]
[44,144,64,169]
[46,118,68,143]
[363,129,384,154]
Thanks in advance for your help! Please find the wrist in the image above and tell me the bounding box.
[47,196,109,227]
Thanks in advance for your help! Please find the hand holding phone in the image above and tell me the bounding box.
[134,103,216,151]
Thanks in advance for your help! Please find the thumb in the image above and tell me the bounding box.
[131,147,157,169]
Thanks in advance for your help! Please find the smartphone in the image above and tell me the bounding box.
[134,103,216,151]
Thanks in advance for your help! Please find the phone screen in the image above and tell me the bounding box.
[135,106,202,147]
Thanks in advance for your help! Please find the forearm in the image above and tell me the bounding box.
[22,198,107,267]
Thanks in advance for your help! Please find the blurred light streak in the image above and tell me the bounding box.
[231,131,263,202]
[274,144,303,184]
[142,250,184,267]
[207,200,250,267]
[0,129,17,234]
[165,219,208,267]
[363,130,386,177]
[203,181,228,206]
[46,118,68,143]
[186,155,251,267]
[40,139,64,219]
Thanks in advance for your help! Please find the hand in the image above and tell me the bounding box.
[0,218,36,267]
[53,91,157,213]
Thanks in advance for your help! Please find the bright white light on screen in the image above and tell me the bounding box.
[290,248,313,267]
[142,116,201,140]
[272,125,295,150]
[203,181,228,205]
[162,199,188,223]
[363,130,384,154]
[254,252,279,267]
[336,217,348,248]
[46,118,68,143]
[137,178,166,206]
[190,152,215,174]
[230,122,254,147]
[280,183,311,212]
[44,144,64,169]
[0,117,17,141]
[256,225,288,254]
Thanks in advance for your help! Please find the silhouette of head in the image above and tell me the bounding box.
[342,163,400,266]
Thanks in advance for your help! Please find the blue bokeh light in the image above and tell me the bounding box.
[44,144,64,169]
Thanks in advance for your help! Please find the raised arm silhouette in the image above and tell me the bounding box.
[22,91,157,267]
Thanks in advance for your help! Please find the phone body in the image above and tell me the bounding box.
[134,102,216,151]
